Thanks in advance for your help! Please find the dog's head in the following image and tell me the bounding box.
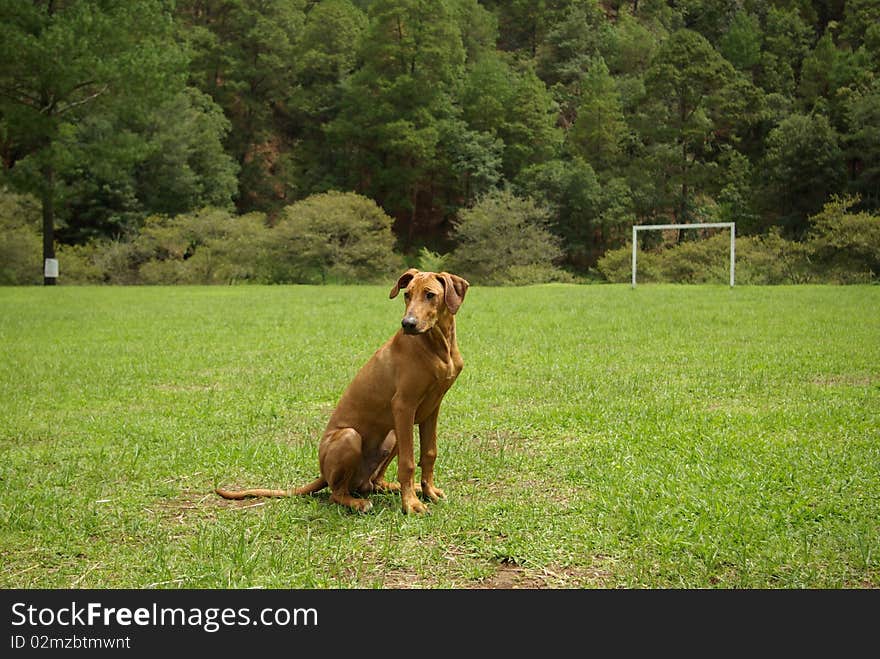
[389,268,469,335]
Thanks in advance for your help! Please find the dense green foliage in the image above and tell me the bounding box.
[449,187,571,284]
[0,188,403,285]
[2,285,878,587]
[2,1,879,283]
[598,195,880,284]
[0,188,41,285]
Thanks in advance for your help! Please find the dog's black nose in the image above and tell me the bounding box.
[401,316,418,332]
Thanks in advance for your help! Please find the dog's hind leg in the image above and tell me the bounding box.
[362,430,399,493]
[320,428,373,512]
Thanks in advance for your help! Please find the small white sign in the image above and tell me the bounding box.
[44,258,59,278]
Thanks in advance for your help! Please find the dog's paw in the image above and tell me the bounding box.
[331,493,373,513]
[420,483,446,503]
[401,496,428,515]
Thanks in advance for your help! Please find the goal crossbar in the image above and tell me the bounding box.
[631,222,735,287]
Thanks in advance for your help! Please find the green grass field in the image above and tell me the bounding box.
[1,284,878,588]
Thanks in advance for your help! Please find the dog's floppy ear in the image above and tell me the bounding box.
[436,272,469,314]
[389,268,420,299]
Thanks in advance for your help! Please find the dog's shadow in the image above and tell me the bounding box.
[211,489,411,515]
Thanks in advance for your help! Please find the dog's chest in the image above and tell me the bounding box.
[436,348,463,383]
[415,354,461,417]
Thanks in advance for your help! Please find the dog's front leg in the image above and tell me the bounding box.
[392,396,427,514]
[419,407,446,503]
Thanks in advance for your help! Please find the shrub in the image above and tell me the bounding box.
[807,195,880,283]
[597,230,814,285]
[271,191,400,284]
[135,209,272,284]
[656,234,731,284]
[504,263,575,285]
[138,253,202,285]
[55,242,107,284]
[96,240,152,285]
[596,244,662,283]
[415,247,450,273]
[449,188,567,285]
[736,230,813,284]
[0,188,41,285]
[27,198,400,286]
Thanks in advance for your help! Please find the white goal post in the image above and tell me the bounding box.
[631,222,735,288]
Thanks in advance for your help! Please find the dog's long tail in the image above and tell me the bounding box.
[215,478,327,500]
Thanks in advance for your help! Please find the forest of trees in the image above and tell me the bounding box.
[1,0,879,285]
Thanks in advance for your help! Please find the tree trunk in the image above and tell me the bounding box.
[678,132,689,242]
[42,164,56,286]
[408,182,418,248]
[678,98,689,236]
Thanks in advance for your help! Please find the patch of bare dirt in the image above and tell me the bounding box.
[475,430,536,452]
[147,489,270,524]
[473,561,614,589]
[381,569,434,589]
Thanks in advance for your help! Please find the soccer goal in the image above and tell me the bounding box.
[631,222,735,287]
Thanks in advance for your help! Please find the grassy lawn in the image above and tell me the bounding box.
[1,283,878,588]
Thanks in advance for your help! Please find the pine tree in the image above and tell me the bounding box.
[0,0,188,283]
[569,58,627,171]
[642,29,736,223]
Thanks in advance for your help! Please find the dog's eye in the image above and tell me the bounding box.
[404,291,411,299]
[426,292,436,300]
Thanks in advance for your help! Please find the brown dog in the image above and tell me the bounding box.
[216,269,469,514]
